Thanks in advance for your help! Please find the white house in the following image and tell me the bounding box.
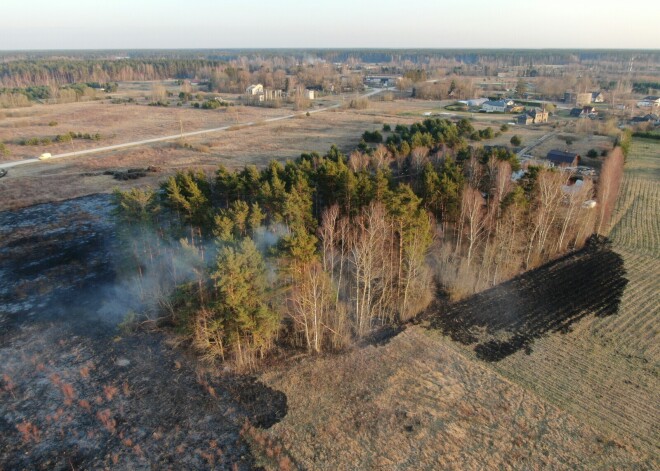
[482,99,515,113]
[459,98,489,107]
[637,96,660,108]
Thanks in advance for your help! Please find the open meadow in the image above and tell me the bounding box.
[0,92,526,211]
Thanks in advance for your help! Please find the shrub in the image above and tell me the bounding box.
[383,124,391,132]
[201,99,221,110]
[510,135,522,146]
[48,121,58,127]
[23,137,40,146]
[362,130,383,143]
[587,149,598,158]
[0,142,9,156]
[500,123,509,132]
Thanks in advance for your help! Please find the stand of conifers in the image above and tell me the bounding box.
[113,118,625,370]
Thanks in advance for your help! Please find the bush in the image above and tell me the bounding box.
[22,137,40,146]
[587,149,598,158]
[500,123,509,132]
[0,142,9,156]
[362,130,383,143]
[201,99,221,110]
[383,124,391,132]
[510,135,522,146]
[48,121,58,127]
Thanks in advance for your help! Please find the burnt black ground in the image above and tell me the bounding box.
[429,236,628,361]
[0,195,286,470]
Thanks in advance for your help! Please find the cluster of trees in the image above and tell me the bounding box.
[0,82,107,108]
[19,131,101,146]
[114,118,623,369]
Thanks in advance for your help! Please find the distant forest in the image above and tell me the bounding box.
[1,48,658,88]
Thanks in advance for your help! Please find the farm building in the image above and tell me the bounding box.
[547,150,580,167]
[482,99,515,112]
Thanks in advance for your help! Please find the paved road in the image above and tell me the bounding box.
[0,88,385,171]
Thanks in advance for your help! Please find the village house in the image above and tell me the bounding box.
[547,150,580,167]
[481,99,515,113]
[637,96,660,108]
[458,98,489,107]
[569,106,597,118]
[517,108,549,125]
[591,91,605,103]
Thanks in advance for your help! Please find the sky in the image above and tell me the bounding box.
[1,0,658,50]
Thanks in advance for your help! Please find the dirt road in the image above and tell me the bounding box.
[0,88,385,171]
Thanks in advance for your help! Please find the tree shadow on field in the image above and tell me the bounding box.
[429,236,628,362]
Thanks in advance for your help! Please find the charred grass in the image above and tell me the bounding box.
[429,138,660,456]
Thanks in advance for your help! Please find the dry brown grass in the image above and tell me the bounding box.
[257,327,654,469]
[0,99,423,211]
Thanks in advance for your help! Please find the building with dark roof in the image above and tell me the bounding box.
[547,150,580,167]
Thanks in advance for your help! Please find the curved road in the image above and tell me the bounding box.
[0,88,385,171]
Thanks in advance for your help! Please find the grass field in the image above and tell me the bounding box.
[256,329,654,469]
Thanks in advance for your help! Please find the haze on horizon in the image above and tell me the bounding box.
[1,0,659,50]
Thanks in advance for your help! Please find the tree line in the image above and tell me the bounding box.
[113,118,623,369]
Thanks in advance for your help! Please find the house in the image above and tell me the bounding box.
[304,89,315,100]
[547,150,580,167]
[459,98,489,107]
[482,99,515,113]
[591,91,605,103]
[246,84,264,95]
[576,92,593,106]
[637,96,660,108]
[517,108,549,125]
[569,106,597,118]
